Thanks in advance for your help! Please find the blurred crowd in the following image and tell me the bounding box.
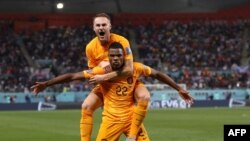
[0,19,250,92]
[135,20,250,89]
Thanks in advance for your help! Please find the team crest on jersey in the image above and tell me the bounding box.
[127,76,133,84]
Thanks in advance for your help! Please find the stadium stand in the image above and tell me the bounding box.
[0,3,250,103]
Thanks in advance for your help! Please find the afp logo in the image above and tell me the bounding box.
[224,125,250,141]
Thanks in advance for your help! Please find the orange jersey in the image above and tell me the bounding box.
[85,33,133,68]
[100,62,151,123]
[82,66,105,79]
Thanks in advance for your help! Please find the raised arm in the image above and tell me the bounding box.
[150,68,194,104]
[31,72,85,95]
[31,65,106,95]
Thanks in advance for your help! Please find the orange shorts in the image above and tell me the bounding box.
[91,84,103,98]
[135,80,145,88]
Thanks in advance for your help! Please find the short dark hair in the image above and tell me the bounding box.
[109,42,124,51]
[93,13,111,22]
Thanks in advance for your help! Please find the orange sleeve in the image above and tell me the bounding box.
[93,66,106,74]
[85,43,97,68]
[82,66,106,79]
[134,62,152,76]
[121,39,133,61]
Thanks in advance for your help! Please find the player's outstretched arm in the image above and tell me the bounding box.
[31,72,85,95]
[150,68,194,104]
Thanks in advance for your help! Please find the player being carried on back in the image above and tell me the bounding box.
[31,42,193,141]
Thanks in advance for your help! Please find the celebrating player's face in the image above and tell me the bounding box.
[108,48,124,70]
[93,17,111,43]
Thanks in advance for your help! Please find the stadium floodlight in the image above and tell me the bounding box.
[56,2,64,9]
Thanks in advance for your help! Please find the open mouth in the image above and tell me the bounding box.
[99,31,105,36]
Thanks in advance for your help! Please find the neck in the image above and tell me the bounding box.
[100,40,108,45]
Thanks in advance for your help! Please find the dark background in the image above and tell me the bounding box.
[0,0,250,13]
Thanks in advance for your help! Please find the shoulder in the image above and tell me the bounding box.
[111,33,129,43]
[111,33,126,39]
[86,37,98,50]
[133,62,145,70]
[134,62,152,74]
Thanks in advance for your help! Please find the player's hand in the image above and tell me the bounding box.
[89,74,106,84]
[178,89,194,105]
[30,82,47,95]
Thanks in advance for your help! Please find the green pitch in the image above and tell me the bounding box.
[0,107,249,141]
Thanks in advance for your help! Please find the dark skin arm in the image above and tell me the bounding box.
[150,68,194,104]
[31,72,84,95]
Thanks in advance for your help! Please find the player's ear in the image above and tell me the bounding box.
[109,24,112,30]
